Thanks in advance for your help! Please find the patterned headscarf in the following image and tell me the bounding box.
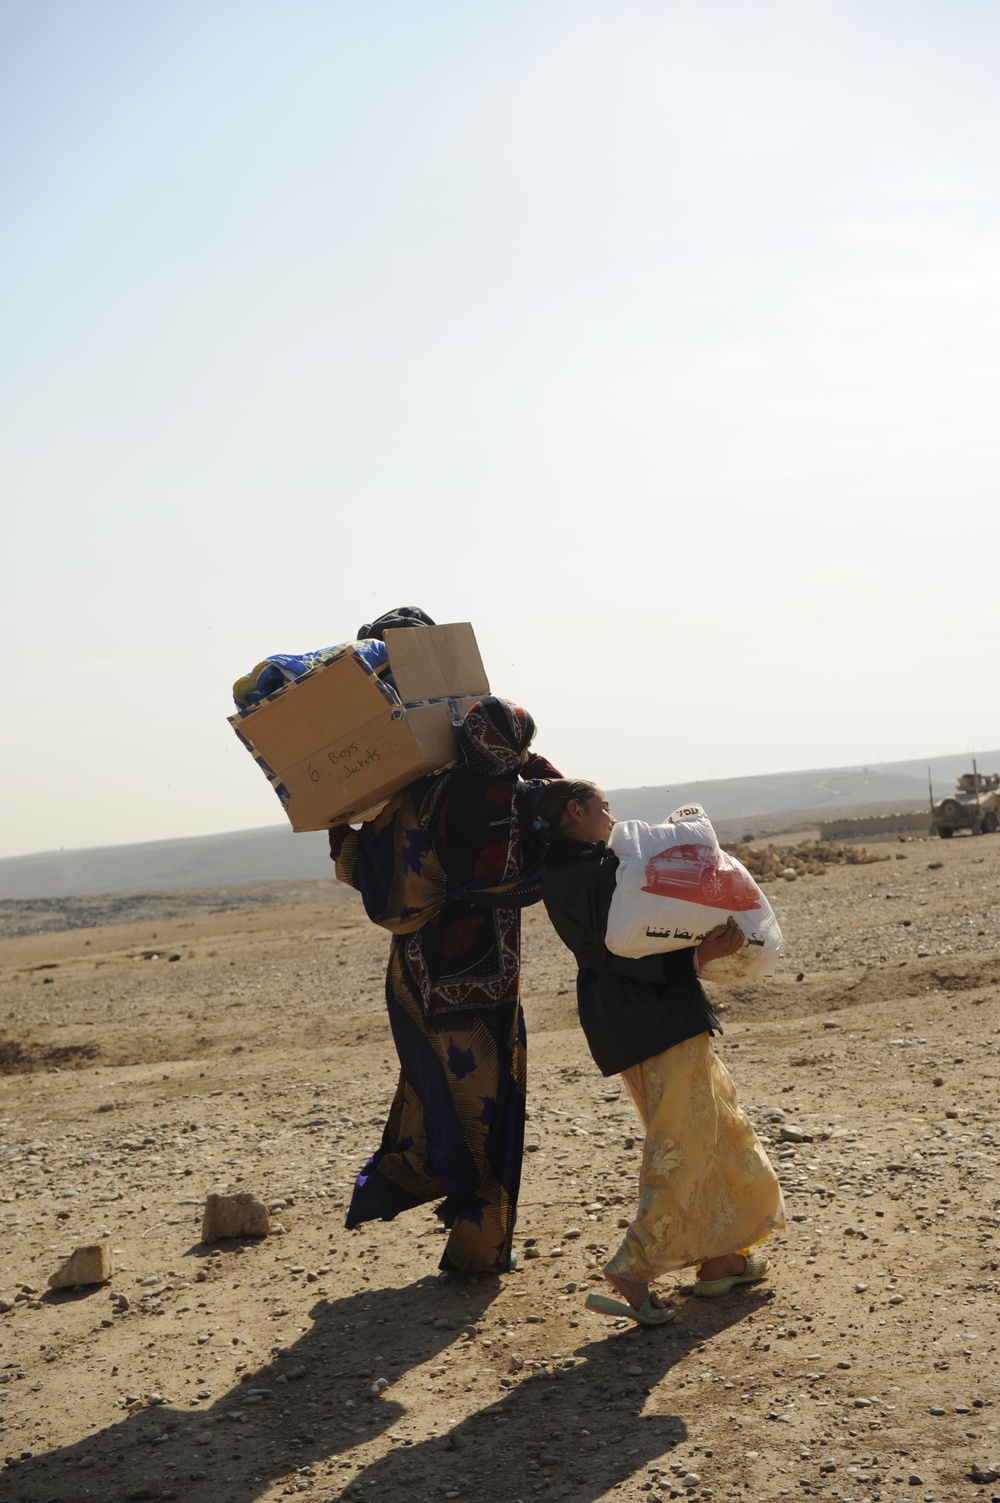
[459,697,536,777]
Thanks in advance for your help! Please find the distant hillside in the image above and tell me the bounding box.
[606,749,997,823]
[0,826,333,902]
[1,748,995,901]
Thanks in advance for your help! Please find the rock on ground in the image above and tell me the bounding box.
[201,1191,270,1242]
[47,1239,114,1288]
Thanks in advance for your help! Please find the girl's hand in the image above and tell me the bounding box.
[696,915,745,967]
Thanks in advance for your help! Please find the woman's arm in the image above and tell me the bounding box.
[332,791,446,934]
[520,751,563,780]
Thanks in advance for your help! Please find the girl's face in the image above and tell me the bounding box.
[566,791,615,845]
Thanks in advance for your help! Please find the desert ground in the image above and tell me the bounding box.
[1,831,998,1503]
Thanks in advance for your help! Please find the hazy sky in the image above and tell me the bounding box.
[3,0,999,859]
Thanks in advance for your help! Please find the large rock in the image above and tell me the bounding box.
[48,1240,114,1289]
[201,1191,270,1243]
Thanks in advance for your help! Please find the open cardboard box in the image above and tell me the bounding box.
[229,623,489,831]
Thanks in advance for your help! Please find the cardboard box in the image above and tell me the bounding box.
[229,623,489,831]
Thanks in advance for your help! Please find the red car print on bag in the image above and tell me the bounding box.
[640,844,761,911]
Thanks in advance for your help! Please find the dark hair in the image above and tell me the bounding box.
[534,779,603,841]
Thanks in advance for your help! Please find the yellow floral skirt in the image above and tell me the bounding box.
[605,1033,785,1281]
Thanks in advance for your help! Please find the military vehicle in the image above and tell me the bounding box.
[930,767,1000,839]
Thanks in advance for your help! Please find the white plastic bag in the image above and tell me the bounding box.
[605,804,782,982]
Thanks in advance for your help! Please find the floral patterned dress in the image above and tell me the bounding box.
[606,1034,785,1280]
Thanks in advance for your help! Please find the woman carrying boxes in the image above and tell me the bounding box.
[332,697,557,1278]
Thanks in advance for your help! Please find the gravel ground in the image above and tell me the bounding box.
[0,880,346,942]
[0,831,998,1503]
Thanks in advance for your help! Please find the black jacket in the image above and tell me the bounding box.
[541,836,720,1076]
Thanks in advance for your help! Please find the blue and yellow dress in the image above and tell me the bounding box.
[335,699,553,1276]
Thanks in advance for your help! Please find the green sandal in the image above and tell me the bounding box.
[691,1253,769,1297]
[585,1290,676,1326]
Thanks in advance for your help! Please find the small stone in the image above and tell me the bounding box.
[854,1283,868,1293]
[201,1191,270,1242]
[970,1464,999,1484]
[48,1239,114,1289]
[854,1397,872,1408]
[928,1404,945,1415]
[368,1377,389,1396]
[196,1430,213,1445]
[563,1227,582,1240]
[0,1298,13,1313]
[933,1076,944,1087]
[819,1461,836,1474]
[908,1475,923,1487]
[681,1474,701,1489]
[779,1125,811,1143]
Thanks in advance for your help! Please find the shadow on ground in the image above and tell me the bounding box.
[2,1279,764,1503]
